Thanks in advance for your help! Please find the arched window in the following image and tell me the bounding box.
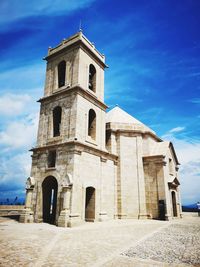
[88,64,96,92]
[88,109,96,140]
[53,106,62,137]
[58,61,66,88]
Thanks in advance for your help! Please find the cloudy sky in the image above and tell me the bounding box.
[0,0,199,205]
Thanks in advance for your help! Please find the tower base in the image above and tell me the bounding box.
[19,208,34,223]
[58,210,70,227]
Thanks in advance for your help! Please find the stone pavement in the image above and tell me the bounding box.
[0,213,199,267]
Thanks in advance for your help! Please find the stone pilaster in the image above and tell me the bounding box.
[58,186,71,227]
[136,136,149,219]
[19,177,35,223]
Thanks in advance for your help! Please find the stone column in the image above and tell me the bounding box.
[136,136,149,219]
[25,189,33,209]
[177,186,182,218]
[19,177,35,223]
[58,186,71,227]
[63,187,71,210]
[157,162,172,220]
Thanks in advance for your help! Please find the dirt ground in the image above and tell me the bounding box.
[0,212,199,267]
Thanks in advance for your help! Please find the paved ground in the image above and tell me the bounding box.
[0,213,199,267]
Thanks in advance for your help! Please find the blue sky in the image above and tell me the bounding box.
[0,0,200,205]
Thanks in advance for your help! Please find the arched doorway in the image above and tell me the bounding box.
[42,176,58,224]
[85,187,95,222]
[171,191,177,217]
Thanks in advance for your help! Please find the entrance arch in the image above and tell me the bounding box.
[171,191,177,217]
[85,187,95,222]
[42,176,58,224]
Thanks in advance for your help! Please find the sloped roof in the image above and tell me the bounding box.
[106,106,155,134]
[150,141,170,156]
[106,106,142,124]
[149,141,180,165]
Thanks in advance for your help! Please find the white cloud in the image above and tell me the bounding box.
[0,152,31,195]
[0,0,95,24]
[162,126,185,140]
[169,126,185,133]
[0,93,31,116]
[0,113,38,150]
[179,161,200,204]
[0,63,45,93]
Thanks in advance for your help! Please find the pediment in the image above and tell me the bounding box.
[168,177,180,188]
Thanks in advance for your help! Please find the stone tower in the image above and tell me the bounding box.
[20,31,118,226]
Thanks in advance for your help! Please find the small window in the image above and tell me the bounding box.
[169,158,173,174]
[48,150,56,168]
[88,64,96,92]
[88,109,96,140]
[53,106,62,137]
[58,61,66,88]
[106,131,111,145]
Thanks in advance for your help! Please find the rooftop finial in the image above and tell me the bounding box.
[79,20,82,32]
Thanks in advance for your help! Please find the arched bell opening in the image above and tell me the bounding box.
[88,64,96,92]
[53,106,62,137]
[58,60,66,88]
[42,176,58,224]
[88,109,96,140]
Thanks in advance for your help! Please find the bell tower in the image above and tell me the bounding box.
[37,31,107,150]
[20,31,118,227]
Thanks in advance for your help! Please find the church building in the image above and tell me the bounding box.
[20,31,182,227]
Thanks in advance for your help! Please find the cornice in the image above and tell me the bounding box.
[143,155,166,166]
[30,140,118,163]
[44,39,108,69]
[107,127,161,141]
[37,85,108,110]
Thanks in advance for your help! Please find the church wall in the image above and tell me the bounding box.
[70,152,116,224]
[99,159,117,219]
[166,149,177,177]
[144,160,167,219]
[105,131,117,155]
[142,135,159,156]
[164,149,182,219]
[162,164,173,219]
[116,134,140,218]
[143,162,159,218]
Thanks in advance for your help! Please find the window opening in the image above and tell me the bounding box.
[58,61,66,88]
[88,64,96,92]
[48,150,56,168]
[88,109,96,140]
[53,106,62,137]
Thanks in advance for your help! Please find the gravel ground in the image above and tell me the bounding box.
[123,220,200,266]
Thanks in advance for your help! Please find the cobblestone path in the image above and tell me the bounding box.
[0,213,199,267]
[122,221,200,266]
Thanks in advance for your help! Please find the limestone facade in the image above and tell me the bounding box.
[20,31,182,226]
